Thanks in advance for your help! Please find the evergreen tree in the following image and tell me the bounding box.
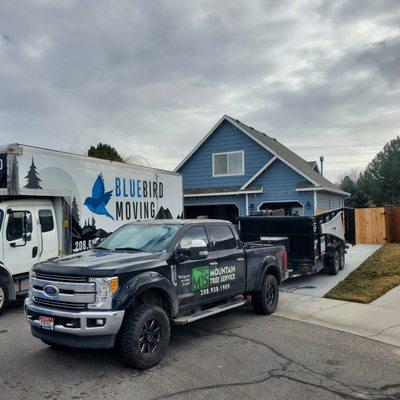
[24,158,42,189]
[340,175,368,208]
[359,136,400,206]
[91,217,96,230]
[88,143,124,162]
[71,196,80,226]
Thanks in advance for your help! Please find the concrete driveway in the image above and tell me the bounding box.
[281,244,381,297]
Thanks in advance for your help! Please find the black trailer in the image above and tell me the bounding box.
[238,208,356,278]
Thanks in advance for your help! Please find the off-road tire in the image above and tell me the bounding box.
[328,250,340,275]
[252,274,279,315]
[338,246,345,271]
[118,304,170,369]
[0,280,9,316]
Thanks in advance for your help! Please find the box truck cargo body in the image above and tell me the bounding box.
[0,144,183,313]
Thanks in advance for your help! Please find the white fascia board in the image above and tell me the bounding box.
[296,187,350,196]
[184,189,263,198]
[174,114,229,172]
[240,156,277,190]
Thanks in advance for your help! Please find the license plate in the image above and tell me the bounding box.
[38,316,54,331]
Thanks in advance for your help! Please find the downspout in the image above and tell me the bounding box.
[313,190,317,215]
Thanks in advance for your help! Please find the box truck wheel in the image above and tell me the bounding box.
[0,280,9,316]
[118,304,170,369]
[252,274,279,315]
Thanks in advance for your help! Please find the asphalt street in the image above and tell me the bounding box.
[1,299,400,400]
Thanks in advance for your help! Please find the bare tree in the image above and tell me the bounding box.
[124,154,151,167]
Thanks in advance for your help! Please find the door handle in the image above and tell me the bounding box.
[209,261,218,266]
[237,257,244,261]
[32,246,38,258]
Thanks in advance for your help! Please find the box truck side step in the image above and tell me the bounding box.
[173,299,246,325]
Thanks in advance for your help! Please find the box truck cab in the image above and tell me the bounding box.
[0,198,59,313]
[0,144,183,315]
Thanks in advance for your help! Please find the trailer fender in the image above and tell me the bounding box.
[254,256,281,292]
[115,272,178,317]
[0,263,16,301]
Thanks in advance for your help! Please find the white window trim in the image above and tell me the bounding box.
[212,150,245,177]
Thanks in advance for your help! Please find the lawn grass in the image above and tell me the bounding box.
[325,243,400,303]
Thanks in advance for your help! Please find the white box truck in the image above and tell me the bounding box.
[0,144,183,314]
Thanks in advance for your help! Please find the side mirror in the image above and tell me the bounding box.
[190,239,208,260]
[24,232,32,242]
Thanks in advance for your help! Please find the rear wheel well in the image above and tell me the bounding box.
[131,288,172,317]
[265,264,281,284]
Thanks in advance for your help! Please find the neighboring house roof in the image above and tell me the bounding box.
[175,115,349,196]
[184,185,262,197]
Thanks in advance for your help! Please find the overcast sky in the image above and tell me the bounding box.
[0,0,399,181]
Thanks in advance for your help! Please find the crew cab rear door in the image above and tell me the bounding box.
[205,224,246,299]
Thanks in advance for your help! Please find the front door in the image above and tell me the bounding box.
[175,225,217,308]
[3,208,39,276]
[35,207,58,262]
[205,224,246,299]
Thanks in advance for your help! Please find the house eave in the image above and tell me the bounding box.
[296,187,350,196]
[184,189,263,198]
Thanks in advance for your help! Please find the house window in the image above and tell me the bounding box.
[212,151,244,177]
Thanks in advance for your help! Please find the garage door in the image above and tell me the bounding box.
[184,204,239,224]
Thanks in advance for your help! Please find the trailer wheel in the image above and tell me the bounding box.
[0,280,9,316]
[328,250,340,275]
[252,274,279,315]
[339,247,345,271]
[118,304,170,370]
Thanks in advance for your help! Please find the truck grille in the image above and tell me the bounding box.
[31,273,96,311]
[33,298,87,310]
[34,272,87,283]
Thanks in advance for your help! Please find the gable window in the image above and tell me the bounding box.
[212,151,244,177]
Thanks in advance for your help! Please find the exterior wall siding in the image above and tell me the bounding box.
[317,191,343,212]
[178,119,273,189]
[251,159,315,216]
[179,119,345,219]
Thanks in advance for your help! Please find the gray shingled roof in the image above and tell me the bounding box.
[229,117,347,195]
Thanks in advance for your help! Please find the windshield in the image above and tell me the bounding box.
[97,224,181,253]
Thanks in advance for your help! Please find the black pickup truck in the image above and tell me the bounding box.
[25,219,288,369]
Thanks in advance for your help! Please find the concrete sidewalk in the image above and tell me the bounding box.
[281,244,382,297]
[276,290,400,348]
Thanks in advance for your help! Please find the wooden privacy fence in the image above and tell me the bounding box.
[355,206,400,244]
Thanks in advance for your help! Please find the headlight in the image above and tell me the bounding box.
[88,277,119,310]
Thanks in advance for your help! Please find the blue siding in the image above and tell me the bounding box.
[251,159,315,216]
[178,120,273,189]
[179,118,345,218]
[317,191,343,212]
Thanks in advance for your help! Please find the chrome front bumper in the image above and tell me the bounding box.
[24,298,125,337]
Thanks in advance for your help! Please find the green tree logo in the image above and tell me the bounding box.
[192,267,209,290]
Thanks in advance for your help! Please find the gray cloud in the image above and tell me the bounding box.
[0,0,399,181]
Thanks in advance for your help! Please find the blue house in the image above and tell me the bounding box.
[175,115,348,221]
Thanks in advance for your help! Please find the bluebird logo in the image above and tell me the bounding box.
[84,173,114,220]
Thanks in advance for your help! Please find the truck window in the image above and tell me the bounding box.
[6,211,33,241]
[179,226,209,249]
[0,210,3,230]
[39,210,54,232]
[209,225,237,251]
[98,223,181,253]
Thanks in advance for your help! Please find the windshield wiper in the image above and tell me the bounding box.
[114,247,143,252]
[95,246,108,250]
